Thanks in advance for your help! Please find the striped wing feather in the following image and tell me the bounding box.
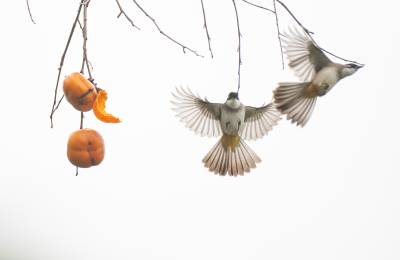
[171,87,223,137]
[241,102,281,140]
[282,27,332,81]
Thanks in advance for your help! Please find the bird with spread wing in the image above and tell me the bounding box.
[274,27,362,127]
[171,87,281,176]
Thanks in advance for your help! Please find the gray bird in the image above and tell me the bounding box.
[274,27,363,127]
[171,87,281,176]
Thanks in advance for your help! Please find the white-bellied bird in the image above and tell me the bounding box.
[274,27,362,127]
[172,87,281,176]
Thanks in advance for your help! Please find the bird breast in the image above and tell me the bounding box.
[220,105,245,136]
[312,66,340,92]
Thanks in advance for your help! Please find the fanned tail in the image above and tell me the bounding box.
[202,136,261,176]
[274,82,317,127]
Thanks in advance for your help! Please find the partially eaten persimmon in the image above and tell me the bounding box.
[67,129,105,168]
[63,72,97,112]
[92,90,121,123]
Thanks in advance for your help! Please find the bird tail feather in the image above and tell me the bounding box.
[202,136,261,176]
[274,82,317,127]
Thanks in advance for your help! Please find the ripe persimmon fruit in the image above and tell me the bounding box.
[63,72,97,112]
[67,129,105,168]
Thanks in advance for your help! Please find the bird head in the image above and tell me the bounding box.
[341,63,363,78]
[227,92,239,101]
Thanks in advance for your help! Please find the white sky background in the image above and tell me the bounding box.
[0,0,399,259]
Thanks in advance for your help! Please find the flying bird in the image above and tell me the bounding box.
[171,87,281,176]
[274,27,363,127]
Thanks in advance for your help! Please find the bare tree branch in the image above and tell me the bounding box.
[50,0,85,128]
[240,0,284,68]
[54,95,64,111]
[275,0,313,34]
[131,0,203,57]
[241,0,274,13]
[26,0,36,24]
[273,0,284,69]
[200,0,213,58]
[80,0,93,80]
[232,0,242,93]
[115,0,140,30]
[275,0,364,66]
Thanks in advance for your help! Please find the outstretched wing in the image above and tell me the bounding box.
[241,102,281,141]
[171,87,223,137]
[282,27,333,81]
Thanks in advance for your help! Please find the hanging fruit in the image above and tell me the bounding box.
[63,72,97,112]
[67,129,105,168]
[92,89,121,123]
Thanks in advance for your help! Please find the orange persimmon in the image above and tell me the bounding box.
[67,129,105,168]
[92,90,121,123]
[63,72,97,112]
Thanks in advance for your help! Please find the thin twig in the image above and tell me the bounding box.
[50,0,85,128]
[81,1,93,80]
[26,0,36,24]
[273,0,284,69]
[78,19,83,31]
[232,0,242,93]
[275,0,364,66]
[131,0,203,57]
[200,0,213,58]
[275,0,313,35]
[115,0,140,30]
[240,0,274,13]
[54,95,64,111]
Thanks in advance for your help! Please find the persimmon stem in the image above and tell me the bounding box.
[76,112,84,176]
[80,112,84,129]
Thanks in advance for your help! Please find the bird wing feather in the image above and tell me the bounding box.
[171,87,223,137]
[282,27,332,81]
[241,102,281,141]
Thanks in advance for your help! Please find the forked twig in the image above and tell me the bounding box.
[275,0,364,66]
[241,0,274,13]
[115,0,140,30]
[200,0,213,58]
[50,0,85,128]
[131,0,203,57]
[275,0,313,35]
[238,0,363,68]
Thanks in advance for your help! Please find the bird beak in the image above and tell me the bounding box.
[356,64,364,70]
